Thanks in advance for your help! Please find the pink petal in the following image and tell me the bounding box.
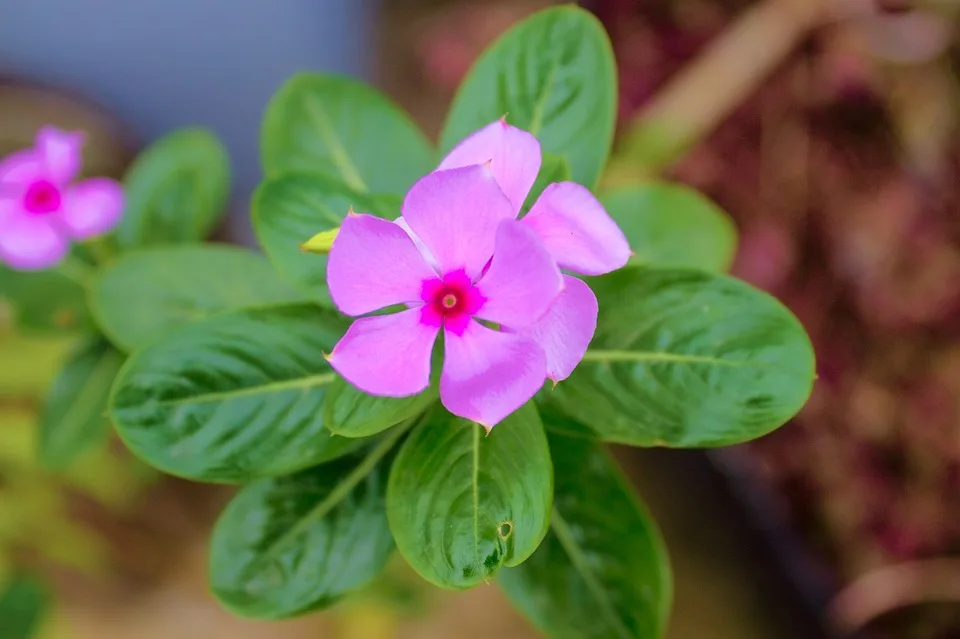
[0,204,69,271]
[328,213,438,316]
[522,182,631,276]
[394,215,439,271]
[35,127,83,185]
[59,178,124,239]
[475,219,562,329]
[514,275,598,382]
[440,319,546,429]
[401,165,514,280]
[327,307,439,397]
[0,150,45,187]
[438,119,541,214]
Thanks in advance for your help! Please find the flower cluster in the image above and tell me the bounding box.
[326,120,630,428]
[0,127,124,271]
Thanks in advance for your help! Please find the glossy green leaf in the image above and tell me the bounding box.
[0,575,48,639]
[38,337,123,469]
[440,6,616,188]
[116,128,231,248]
[90,244,303,352]
[0,259,91,334]
[548,267,815,447]
[499,427,672,639]
[324,376,437,438]
[210,425,408,619]
[253,172,400,302]
[387,403,552,590]
[522,152,571,214]
[601,183,738,273]
[110,303,361,483]
[261,73,434,193]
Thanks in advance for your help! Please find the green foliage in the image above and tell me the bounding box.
[441,6,617,188]
[260,73,434,193]
[38,337,123,469]
[0,575,49,639]
[601,182,738,272]
[115,127,231,248]
[90,244,303,352]
[547,267,815,447]
[386,403,552,590]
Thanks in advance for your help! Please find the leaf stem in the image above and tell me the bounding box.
[56,254,95,288]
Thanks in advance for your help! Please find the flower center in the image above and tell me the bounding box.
[23,180,61,214]
[419,268,487,335]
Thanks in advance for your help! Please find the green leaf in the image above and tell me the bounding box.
[440,6,616,188]
[499,427,672,639]
[387,403,552,590]
[325,376,437,438]
[522,152,571,214]
[0,575,49,639]
[116,128,231,249]
[110,303,362,483]
[0,259,91,334]
[261,73,434,193]
[600,183,738,273]
[90,244,303,352]
[209,424,408,619]
[253,172,400,302]
[38,337,123,469]
[548,267,815,447]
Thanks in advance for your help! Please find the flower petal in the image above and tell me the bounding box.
[36,127,83,185]
[0,205,69,271]
[327,307,439,397]
[328,213,438,316]
[513,275,598,382]
[440,320,546,428]
[438,119,541,214]
[59,178,124,239]
[395,215,439,271]
[401,165,514,280]
[522,181,631,276]
[0,150,45,187]
[475,219,562,328]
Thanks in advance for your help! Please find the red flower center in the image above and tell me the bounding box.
[23,180,61,215]
[420,268,486,335]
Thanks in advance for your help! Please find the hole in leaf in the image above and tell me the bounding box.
[497,521,513,539]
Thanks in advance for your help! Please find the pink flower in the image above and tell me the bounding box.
[0,127,124,271]
[326,120,630,428]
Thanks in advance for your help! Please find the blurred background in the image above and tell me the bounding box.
[3,0,960,637]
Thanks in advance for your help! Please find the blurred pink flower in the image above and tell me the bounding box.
[326,120,630,428]
[0,126,124,271]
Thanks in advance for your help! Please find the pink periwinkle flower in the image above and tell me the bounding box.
[0,127,124,270]
[326,120,630,428]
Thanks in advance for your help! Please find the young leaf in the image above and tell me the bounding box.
[386,403,552,590]
[115,128,231,249]
[110,303,362,483]
[600,183,738,273]
[324,376,437,438]
[499,428,672,639]
[90,244,303,352]
[0,575,49,639]
[548,267,815,447]
[440,6,616,188]
[0,260,91,334]
[261,73,435,193]
[38,337,123,469]
[252,172,400,302]
[209,425,408,619]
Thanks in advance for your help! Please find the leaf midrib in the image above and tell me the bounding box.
[254,421,412,564]
[155,372,336,407]
[551,508,635,639]
[305,95,368,193]
[582,350,765,368]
